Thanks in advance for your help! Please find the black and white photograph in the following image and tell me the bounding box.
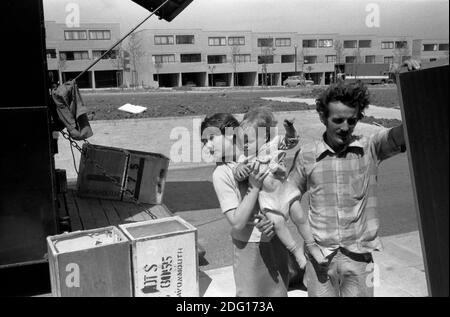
[0,0,448,300]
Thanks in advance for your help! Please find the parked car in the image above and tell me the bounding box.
[283,76,314,87]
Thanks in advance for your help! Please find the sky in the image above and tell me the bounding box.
[43,0,449,39]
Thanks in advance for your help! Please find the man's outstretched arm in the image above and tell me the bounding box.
[389,124,405,148]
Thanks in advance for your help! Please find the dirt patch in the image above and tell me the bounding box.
[81,87,400,121]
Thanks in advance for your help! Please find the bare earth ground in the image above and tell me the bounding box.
[81,87,400,125]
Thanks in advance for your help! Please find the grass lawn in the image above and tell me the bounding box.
[80,86,400,123]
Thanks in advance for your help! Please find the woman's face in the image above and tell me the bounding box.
[203,132,236,162]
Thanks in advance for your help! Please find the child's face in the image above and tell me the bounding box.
[237,123,267,158]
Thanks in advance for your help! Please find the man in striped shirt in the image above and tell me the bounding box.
[284,81,408,297]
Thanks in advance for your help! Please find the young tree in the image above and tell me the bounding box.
[230,44,240,86]
[353,47,362,78]
[113,45,125,88]
[153,58,163,88]
[394,38,411,65]
[300,47,309,78]
[259,44,275,87]
[126,32,145,88]
[333,40,344,82]
[334,39,344,64]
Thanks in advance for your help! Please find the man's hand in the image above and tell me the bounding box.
[255,214,275,238]
[402,59,421,71]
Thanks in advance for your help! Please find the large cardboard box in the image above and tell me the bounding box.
[119,216,199,297]
[77,143,169,204]
[47,226,132,297]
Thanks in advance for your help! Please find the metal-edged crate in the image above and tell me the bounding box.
[77,143,169,204]
[119,216,199,297]
[47,226,132,297]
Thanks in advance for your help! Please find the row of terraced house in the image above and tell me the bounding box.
[45,21,449,88]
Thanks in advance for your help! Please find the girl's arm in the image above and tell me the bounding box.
[224,162,270,230]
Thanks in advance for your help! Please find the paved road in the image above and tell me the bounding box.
[165,152,417,270]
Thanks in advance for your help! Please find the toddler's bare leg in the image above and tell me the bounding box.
[265,211,307,269]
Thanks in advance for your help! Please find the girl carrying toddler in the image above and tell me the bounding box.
[234,107,326,269]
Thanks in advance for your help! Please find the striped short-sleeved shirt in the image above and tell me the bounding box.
[285,128,404,255]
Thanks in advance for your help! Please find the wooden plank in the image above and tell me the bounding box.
[99,199,123,227]
[397,64,449,297]
[110,200,136,224]
[119,201,148,222]
[74,194,109,230]
[66,190,83,231]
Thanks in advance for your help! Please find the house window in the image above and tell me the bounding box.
[326,55,336,63]
[92,50,118,60]
[358,40,371,48]
[258,55,274,64]
[345,56,356,63]
[64,30,87,40]
[208,55,227,64]
[209,37,226,46]
[176,35,195,44]
[152,54,175,63]
[180,54,201,63]
[154,35,174,45]
[275,38,291,47]
[89,30,111,40]
[59,51,89,61]
[303,39,317,48]
[258,38,274,47]
[423,44,437,51]
[318,39,333,48]
[281,55,295,63]
[365,55,376,63]
[304,56,317,64]
[430,58,437,62]
[384,56,394,64]
[395,41,408,49]
[344,40,357,49]
[228,37,245,45]
[46,49,57,59]
[233,54,251,63]
[439,43,449,51]
[381,41,394,49]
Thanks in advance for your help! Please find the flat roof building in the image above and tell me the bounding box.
[44,22,448,88]
[45,21,122,88]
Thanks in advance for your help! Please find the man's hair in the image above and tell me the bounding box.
[200,113,239,139]
[316,81,370,119]
[241,106,278,141]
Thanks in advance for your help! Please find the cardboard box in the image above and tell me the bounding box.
[119,216,199,297]
[47,226,132,297]
[77,143,169,204]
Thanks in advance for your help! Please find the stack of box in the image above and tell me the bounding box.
[47,216,198,297]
